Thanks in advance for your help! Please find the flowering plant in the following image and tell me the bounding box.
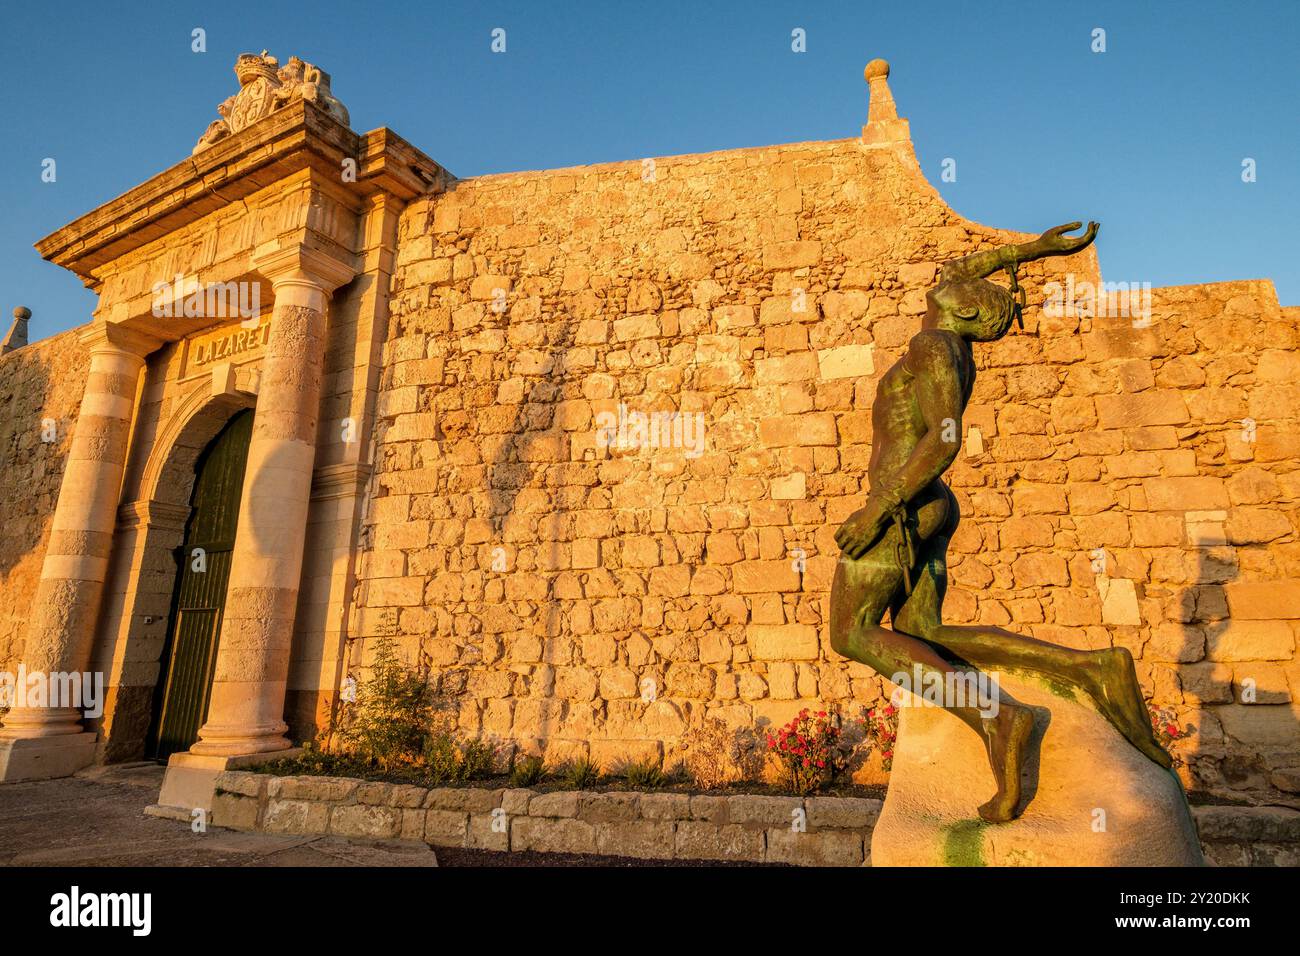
[864,702,899,772]
[1147,703,1193,768]
[764,708,854,795]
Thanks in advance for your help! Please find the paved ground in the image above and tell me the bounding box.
[0,763,438,867]
[0,765,770,867]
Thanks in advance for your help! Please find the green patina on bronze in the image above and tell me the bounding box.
[828,222,1173,824]
[1003,666,1079,703]
[943,819,989,867]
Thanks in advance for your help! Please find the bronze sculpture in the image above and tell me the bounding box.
[830,222,1172,823]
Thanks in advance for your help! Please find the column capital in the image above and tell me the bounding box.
[252,244,357,295]
[77,322,162,358]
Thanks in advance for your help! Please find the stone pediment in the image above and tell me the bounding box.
[194,50,350,154]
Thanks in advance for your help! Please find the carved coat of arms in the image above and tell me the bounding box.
[193,51,350,153]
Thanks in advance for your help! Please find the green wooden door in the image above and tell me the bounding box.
[147,409,253,760]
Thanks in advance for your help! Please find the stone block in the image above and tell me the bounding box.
[270,774,358,802]
[424,809,470,847]
[638,792,691,821]
[527,791,582,818]
[329,803,402,839]
[209,791,260,831]
[804,796,883,829]
[577,792,640,823]
[766,828,865,866]
[747,624,820,660]
[595,821,676,859]
[264,798,329,835]
[511,816,598,855]
[727,794,804,826]
[818,345,875,380]
[674,821,764,862]
[467,811,511,851]
[1224,582,1300,621]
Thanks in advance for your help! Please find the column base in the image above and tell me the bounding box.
[153,747,301,815]
[0,732,98,783]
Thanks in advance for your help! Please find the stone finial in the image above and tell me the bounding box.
[862,57,910,146]
[193,51,351,154]
[2,306,30,354]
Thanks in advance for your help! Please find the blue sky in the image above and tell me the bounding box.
[2,0,1296,342]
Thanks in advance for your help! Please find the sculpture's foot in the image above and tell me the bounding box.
[976,703,1034,823]
[1086,647,1173,769]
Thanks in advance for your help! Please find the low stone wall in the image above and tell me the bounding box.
[211,771,1299,866]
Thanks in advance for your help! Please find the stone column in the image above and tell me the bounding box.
[0,324,158,781]
[186,246,355,758]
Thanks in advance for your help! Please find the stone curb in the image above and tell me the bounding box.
[209,772,1298,866]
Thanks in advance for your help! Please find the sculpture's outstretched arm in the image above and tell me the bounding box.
[940,221,1099,282]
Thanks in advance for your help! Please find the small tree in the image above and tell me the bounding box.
[342,635,434,771]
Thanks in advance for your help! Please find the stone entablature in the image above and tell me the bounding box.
[37,101,448,346]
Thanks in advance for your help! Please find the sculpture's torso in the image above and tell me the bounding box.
[866,326,975,539]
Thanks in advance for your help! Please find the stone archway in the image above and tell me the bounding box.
[93,382,255,761]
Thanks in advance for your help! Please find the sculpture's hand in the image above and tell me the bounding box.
[835,498,893,560]
[1033,221,1099,257]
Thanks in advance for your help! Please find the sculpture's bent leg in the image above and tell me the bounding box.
[925,624,1170,769]
[830,524,1034,822]
[887,544,1171,769]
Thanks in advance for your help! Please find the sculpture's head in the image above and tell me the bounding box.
[927,279,1017,342]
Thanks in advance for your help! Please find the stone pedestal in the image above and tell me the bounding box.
[153,748,300,815]
[0,733,99,784]
[871,671,1205,866]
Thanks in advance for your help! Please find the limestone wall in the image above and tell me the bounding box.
[356,132,1300,804]
[355,137,1083,772]
[0,329,90,677]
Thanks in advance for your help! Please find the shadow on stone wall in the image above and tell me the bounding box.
[483,316,576,761]
[0,342,75,673]
[1176,544,1296,802]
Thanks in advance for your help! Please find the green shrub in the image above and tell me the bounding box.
[458,738,499,781]
[341,636,434,771]
[560,756,602,789]
[423,732,459,783]
[421,732,499,784]
[510,754,546,787]
[620,758,668,789]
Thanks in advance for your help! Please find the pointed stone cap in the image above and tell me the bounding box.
[862,58,911,146]
[1,307,30,354]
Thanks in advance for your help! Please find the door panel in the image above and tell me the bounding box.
[147,410,253,760]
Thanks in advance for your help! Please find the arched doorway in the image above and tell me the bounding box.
[146,408,254,760]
